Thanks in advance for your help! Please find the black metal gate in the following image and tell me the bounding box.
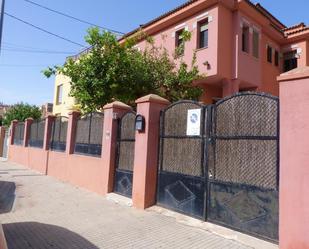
[208,92,279,241]
[157,93,279,241]
[114,112,136,198]
[157,101,207,219]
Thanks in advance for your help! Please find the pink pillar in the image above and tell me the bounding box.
[101,101,132,195]
[66,111,80,155]
[10,120,18,145]
[43,115,56,151]
[0,126,5,157]
[23,118,33,147]
[132,94,170,209]
[278,68,309,249]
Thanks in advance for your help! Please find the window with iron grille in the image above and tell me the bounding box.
[252,30,259,58]
[198,19,208,49]
[13,122,24,146]
[242,25,249,53]
[267,45,273,63]
[175,29,185,56]
[74,112,104,157]
[29,119,45,148]
[50,116,68,152]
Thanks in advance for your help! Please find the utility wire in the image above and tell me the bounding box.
[5,12,86,47]
[23,0,124,35]
[2,48,76,54]
[0,64,53,67]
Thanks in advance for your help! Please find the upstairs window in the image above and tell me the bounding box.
[252,30,259,58]
[242,25,249,53]
[198,20,208,49]
[56,84,63,105]
[283,50,298,72]
[275,50,279,66]
[175,29,184,48]
[267,45,273,63]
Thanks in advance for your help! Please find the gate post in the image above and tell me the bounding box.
[0,126,5,157]
[66,111,80,155]
[23,118,33,147]
[9,120,18,145]
[132,94,170,209]
[43,115,56,151]
[278,69,309,249]
[102,101,132,195]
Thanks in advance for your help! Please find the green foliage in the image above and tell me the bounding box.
[3,103,41,127]
[44,27,203,112]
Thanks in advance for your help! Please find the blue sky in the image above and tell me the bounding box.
[0,0,308,105]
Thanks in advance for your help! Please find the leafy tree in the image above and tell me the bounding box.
[3,103,41,127]
[43,27,203,112]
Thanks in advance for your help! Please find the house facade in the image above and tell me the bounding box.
[53,0,309,114]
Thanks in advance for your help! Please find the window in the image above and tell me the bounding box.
[275,50,279,66]
[175,29,184,47]
[198,20,208,49]
[283,50,298,72]
[252,30,259,58]
[56,85,63,105]
[242,25,249,53]
[267,45,273,63]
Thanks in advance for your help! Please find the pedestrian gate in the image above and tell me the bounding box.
[114,112,136,198]
[157,93,279,241]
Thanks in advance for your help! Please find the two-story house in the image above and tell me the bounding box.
[53,0,309,115]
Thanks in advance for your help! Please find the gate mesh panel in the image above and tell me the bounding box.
[29,119,45,148]
[162,138,203,176]
[117,113,135,171]
[13,122,25,145]
[160,102,204,177]
[212,93,279,189]
[50,116,68,151]
[215,94,277,137]
[164,102,203,136]
[74,112,104,156]
[215,140,277,189]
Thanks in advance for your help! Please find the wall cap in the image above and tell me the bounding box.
[103,101,132,110]
[277,66,309,82]
[135,94,170,105]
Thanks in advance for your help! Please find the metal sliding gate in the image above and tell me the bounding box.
[114,112,136,198]
[157,93,279,241]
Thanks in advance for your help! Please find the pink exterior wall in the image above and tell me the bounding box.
[234,11,262,89]
[136,5,219,79]
[279,72,309,249]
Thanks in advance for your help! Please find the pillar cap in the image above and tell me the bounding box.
[277,66,309,82]
[25,118,34,121]
[135,94,170,105]
[103,101,132,110]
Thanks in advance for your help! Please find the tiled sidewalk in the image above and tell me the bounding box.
[0,160,252,249]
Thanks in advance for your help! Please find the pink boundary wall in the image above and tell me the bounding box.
[8,101,133,196]
[278,67,309,249]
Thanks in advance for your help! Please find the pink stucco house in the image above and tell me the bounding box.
[119,0,309,103]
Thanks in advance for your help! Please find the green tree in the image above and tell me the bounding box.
[43,27,203,112]
[3,103,41,126]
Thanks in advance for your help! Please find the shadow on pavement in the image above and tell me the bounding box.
[3,222,99,249]
[0,181,16,214]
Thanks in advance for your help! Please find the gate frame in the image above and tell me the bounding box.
[114,110,136,198]
[206,92,280,243]
[156,100,208,220]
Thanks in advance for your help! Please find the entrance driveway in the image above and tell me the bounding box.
[0,160,253,249]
